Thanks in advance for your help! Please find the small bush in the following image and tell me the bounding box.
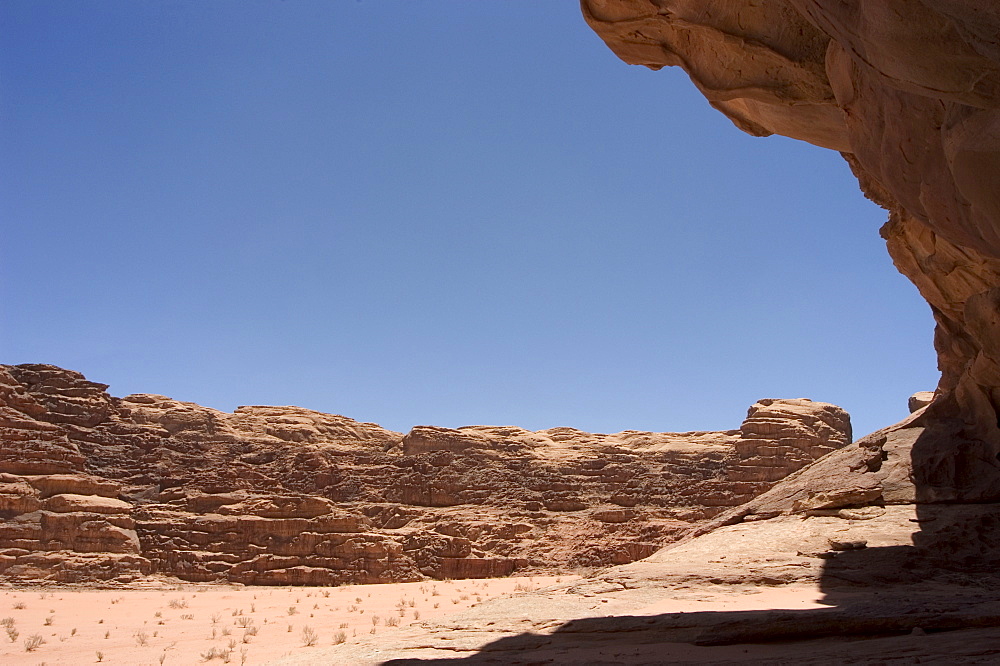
[201,646,234,662]
[24,633,45,652]
[301,625,318,647]
[201,646,223,661]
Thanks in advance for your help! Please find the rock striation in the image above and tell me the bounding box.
[0,364,850,585]
[583,0,1000,502]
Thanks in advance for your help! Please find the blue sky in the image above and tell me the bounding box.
[1,2,937,438]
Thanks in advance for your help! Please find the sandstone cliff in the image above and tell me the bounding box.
[289,406,1000,665]
[0,364,849,584]
[583,0,1000,502]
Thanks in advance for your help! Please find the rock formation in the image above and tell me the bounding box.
[582,0,1000,502]
[0,363,849,584]
[259,10,1000,662]
[275,405,1000,665]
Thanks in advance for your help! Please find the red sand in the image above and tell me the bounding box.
[0,576,571,665]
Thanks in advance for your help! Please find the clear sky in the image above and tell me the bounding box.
[1,2,938,439]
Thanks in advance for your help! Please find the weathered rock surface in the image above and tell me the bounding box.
[278,411,1000,665]
[908,391,935,413]
[583,0,1000,502]
[0,364,850,585]
[728,398,850,483]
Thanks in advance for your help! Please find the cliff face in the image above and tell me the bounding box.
[0,364,849,584]
[583,0,1000,501]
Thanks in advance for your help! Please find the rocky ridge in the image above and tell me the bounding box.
[0,363,850,585]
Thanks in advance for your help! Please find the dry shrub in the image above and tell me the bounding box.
[23,633,45,652]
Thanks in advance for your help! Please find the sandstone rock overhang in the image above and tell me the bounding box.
[583,0,1000,501]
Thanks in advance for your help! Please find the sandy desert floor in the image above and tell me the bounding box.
[0,576,572,666]
[268,580,843,666]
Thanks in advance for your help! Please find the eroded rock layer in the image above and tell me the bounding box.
[583,0,1000,501]
[271,406,1000,665]
[0,364,849,584]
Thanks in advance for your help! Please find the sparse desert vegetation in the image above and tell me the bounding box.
[0,577,563,664]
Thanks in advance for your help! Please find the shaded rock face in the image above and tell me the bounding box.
[583,0,1000,501]
[0,364,850,584]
